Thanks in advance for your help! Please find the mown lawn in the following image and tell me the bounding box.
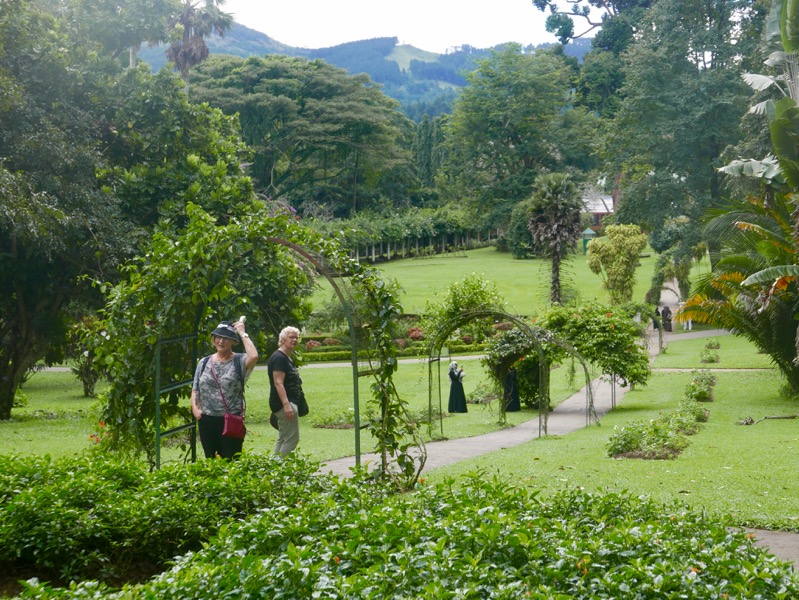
[427,353,799,531]
[313,245,658,314]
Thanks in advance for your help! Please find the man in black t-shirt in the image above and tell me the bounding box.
[268,326,303,455]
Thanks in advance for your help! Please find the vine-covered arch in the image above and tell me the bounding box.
[425,309,597,438]
[255,224,428,489]
[105,205,424,490]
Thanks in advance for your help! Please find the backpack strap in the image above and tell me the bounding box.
[199,354,245,386]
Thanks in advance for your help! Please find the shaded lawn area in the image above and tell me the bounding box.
[426,368,799,531]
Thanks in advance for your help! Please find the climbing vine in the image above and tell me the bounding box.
[94,202,424,489]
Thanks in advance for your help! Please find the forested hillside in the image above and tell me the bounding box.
[138,24,592,120]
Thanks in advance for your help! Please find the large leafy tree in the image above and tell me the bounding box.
[191,54,415,217]
[689,0,799,393]
[608,0,753,237]
[0,0,137,419]
[0,1,257,420]
[99,65,254,229]
[442,45,594,226]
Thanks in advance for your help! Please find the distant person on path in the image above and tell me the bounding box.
[268,326,306,456]
[653,307,660,330]
[504,367,520,412]
[191,319,259,459]
[678,302,693,331]
[661,305,673,332]
[448,361,467,413]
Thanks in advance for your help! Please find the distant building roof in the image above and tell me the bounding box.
[583,194,614,214]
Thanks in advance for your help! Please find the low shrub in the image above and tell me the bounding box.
[705,338,721,350]
[20,476,799,598]
[607,417,689,459]
[0,453,335,584]
[305,340,322,350]
[322,337,343,346]
[700,349,720,363]
[685,369,717,402]
[609,371,712,458]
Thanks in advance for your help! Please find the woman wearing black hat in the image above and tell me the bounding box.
[191,319,259,459]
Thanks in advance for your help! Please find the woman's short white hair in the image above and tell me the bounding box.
[279,326,300,345]
[449,361,458,372]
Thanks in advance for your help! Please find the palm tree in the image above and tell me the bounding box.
[527,173,584,304]
[684,193,799,391]
[698,0,799,391]
[166,0,232,94]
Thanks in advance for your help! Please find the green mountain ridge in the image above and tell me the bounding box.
[138,23,591,120]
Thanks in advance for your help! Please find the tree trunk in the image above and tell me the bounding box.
[551,253,562,304]
[0,351,32,420]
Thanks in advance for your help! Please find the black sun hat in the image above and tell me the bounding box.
[211,321,240,343]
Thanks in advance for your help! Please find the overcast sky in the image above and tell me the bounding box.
[222,0,560,54]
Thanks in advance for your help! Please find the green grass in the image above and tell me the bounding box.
[313,245,658,314]
[426,357,799,531]
[653,333,776,369]
[0,357,586,463]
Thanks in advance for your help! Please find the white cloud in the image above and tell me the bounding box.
[223,0,558,54]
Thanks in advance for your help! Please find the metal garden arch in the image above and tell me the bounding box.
[426,309,598,439]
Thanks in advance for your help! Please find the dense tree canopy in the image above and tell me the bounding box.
[609,0,753,239]
[441,45,597,228]
[191,54,416,217]
[0,0,133,419]
[0,0,255,420]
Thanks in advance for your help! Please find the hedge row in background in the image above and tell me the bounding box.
[18,472,799,598]
[301,342,488,363]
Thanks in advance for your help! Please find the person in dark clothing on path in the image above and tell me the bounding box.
[505,367,520,412]
[661,305,673,332]
[448,361,467,413]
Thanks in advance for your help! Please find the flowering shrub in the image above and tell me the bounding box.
[305,340,322,350]
[393,338,408,349]
[493,321,513,331]
[705,338,721,350]
[322,337,342,346]
[700,349,720,363]
[407,326,424,341]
